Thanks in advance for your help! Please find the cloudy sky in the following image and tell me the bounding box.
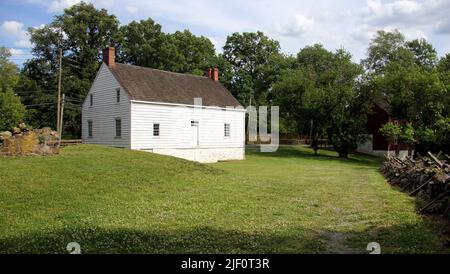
[1,0,450,65]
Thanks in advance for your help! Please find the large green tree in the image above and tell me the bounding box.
[0,48,26,130]
[119,23,217,75]
[160,30,217,75]
[274,45,368,158]
[0,88,26,131]
[0,47,20,91]
[362,29,411,74]
[222,31,282,106]
[117,19,166,69]
[23,2,120,137]
[406,38,438,70]
[364,30,450,153]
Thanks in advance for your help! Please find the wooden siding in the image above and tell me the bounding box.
[130,101,245,150]
[82,63,131,147]
[366,103,390,150]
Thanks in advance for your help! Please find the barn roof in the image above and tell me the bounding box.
[373,96,390,115]
[108,63,242,108]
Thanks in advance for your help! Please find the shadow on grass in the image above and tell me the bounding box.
[246,145,382,167]
[1,221,447,254]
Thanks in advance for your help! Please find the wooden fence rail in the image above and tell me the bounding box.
[60,139,82,147]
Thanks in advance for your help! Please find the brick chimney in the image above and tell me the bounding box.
[212,67,219,81]
[204,68,212,79]
[103,47,115,67]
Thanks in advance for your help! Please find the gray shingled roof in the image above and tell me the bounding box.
[374,96,390,114]
[108,63,241,108]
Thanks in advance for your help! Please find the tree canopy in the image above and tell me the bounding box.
[0,47,20,91]
[0,88,26,130]
[363,30,449,153]
[0,47,26,131]
[1,2,448,155]
[222,31,284,106]
[274,45,369,157]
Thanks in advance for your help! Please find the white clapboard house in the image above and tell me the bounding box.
[82,47,245,163]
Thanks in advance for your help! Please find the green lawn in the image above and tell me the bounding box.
[0,145,447,253]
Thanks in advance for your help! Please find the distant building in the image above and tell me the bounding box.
[82,47,245,163]
[357,98,411,158]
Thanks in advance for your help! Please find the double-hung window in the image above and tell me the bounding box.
[115,118,122,137]
[153,123,160,137]
[224,123,231,137]
[88,121,93,137]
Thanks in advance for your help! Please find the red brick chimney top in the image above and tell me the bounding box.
[103,47,115,67]
[204,68,212,79]
[212,67,219,82]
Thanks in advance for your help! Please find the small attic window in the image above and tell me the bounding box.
[90,94,93,107]
[116,88,120,103]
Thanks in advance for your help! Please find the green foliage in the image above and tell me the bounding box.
[0,47,20,91]
[400,123,415,144]
[406,38,438,70]
[118,23,217,75]
[274,45,368,158]
[362,30,408,73]
[117,19,165,68]
[272,67,317,134]
[438,54,450,97]
[223,31,283,106]
[8,1,448,153]
[379,122,401,140]
[364,30,449,152]
[161,30,216,75]
[23,4,219,138]
[23,1,120,138]
[0,88,26,131]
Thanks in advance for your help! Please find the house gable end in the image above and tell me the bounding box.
[83,63,131,108]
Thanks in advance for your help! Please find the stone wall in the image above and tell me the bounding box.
[0,125,60,156]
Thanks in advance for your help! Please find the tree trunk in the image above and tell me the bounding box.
[337,143,349,158]
[311,135,319,156]
[338,150,348,158]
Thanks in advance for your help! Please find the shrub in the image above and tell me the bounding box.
[0,89,26,131]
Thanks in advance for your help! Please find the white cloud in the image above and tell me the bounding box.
[19,0,450,63]
[1,21,25,36]
[207,36,226,53]
[125,5,138,14]
[9,48,25,55]
[47,0,115,13]
[15,39,32,48]
[274,15,314,37]
[0,21,32,48]
[361,0,450,34]
[48,0,82,12]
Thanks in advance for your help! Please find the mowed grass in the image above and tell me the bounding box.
[0,145,447,254]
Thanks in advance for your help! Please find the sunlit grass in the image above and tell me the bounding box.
[0,145,447,253]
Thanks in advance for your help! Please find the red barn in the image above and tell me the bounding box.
[357,97,411,158]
